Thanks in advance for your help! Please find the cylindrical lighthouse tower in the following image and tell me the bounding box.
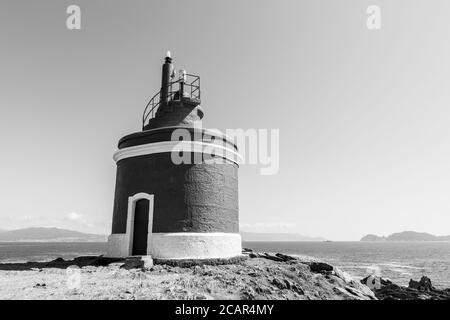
[106,53,242,260]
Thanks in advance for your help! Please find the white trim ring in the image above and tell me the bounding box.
[113,141,242,165]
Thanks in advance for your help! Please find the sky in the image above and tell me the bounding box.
[1,0,450,240]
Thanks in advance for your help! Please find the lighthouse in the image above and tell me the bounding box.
[106,52,242,260]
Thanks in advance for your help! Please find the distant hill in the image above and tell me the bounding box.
[361,231,450,242]
[0,227,107,242]
[241,232,326,242]
[360,234,386,242]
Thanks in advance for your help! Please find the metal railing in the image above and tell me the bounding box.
[142,74,200,129]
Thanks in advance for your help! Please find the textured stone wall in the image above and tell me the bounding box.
[111,152,239,234]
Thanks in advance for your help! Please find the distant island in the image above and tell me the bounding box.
[360,231,450,242]
[0,227,107,242]
[241,232,325,242]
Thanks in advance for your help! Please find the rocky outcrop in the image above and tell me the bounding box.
[409,276,434,291]
[234,249,376,300]
[361,275,450,300]
[2,250,448,300]
[0,250,376,300]
[307,262,334,274]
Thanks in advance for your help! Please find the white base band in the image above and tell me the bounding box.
[150,233,242,259]
[106,234,129,257]
[106,232,242,259]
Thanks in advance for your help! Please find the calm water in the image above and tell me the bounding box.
[0,241,449,288]
[0,242,107,264]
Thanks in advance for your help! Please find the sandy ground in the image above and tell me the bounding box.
[0,253,376,300]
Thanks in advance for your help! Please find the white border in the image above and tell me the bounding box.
[107,232,242,259]
[113,141,241,165]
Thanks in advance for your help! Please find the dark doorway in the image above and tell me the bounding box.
[132,199,149,256]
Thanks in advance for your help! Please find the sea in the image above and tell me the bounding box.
[0,241,449,289]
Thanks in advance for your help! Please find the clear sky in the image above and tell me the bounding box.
[1,0,450,240]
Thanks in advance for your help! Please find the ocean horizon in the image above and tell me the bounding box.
[0,241,449,289]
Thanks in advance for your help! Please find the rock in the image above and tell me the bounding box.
[284,279,292,290]
[44,258,67,268]
[275,253,297,262]
[120,258,144,270]
[333,286,372,300]
[408,276,434,292]
[119,256,153,270]
[261,253,285,262]
[344,286,370,299]
[362,275,450,300]
[309,262,333,274]
[255,286,272,295]
[141,256,154,269]
[271,278,288,290]
[193,265,202,274]
[374,283,418,300]
[249,253,258,258]
[91,256,124,266]
[149,265,163,272]
[333,268,352,283]
[292,284,304,295]
[240,288,256,300]
[360,275,392,288]
[202,269,213,276]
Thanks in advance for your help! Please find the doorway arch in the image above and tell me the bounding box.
[126,193,154,256]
